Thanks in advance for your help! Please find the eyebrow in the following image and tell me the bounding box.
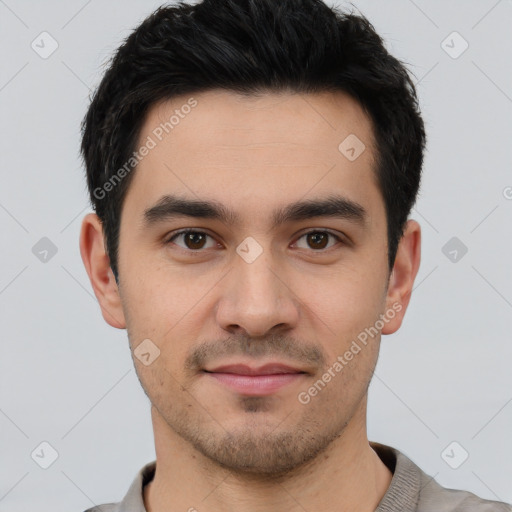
[143,194,368,230]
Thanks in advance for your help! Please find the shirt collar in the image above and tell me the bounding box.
[117,459,156,511]
[371,442,420,511]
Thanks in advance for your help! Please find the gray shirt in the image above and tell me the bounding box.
[83,442,512,511]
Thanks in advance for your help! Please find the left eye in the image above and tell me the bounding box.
[166,230,342,251]
[294,231,342,250]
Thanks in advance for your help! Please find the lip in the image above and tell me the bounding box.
[202,362,308,396]
[205,363,306,375]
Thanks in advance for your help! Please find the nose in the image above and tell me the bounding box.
[215,245,300,338]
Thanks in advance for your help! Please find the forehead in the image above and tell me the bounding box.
[123,89,382,226]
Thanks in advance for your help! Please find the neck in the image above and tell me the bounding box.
[144,402,393,512]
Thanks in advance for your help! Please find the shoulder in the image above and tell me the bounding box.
[418,475,512,512]
[372,442,512,512]
[81,460,157,512]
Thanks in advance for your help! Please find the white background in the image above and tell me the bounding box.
[1,0,511,510]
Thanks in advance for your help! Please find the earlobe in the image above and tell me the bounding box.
[381,219,421,335]
[79,213,126,329]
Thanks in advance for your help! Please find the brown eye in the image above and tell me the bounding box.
[294,230,341,251]
[184,232,207,249]
[168,230,216,251]
[307,232,328,249]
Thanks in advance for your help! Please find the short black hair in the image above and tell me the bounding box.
[81,0,426,282]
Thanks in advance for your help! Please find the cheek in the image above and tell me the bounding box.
[296,338,379,418]
[134,362,195,418]
[122,275,214,382]
[297,266,386,338]
[122,261,207,328]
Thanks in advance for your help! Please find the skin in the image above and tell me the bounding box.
[80,89,421,512]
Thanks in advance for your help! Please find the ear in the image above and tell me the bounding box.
[381,219,421,335]
[79,213,126,329]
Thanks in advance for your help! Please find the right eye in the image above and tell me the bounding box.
[165,229,219,251]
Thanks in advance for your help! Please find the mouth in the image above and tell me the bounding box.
[202,362,308,396]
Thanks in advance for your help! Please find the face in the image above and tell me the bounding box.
[83,89,418,476]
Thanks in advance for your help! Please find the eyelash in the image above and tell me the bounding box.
[165,228,345,253]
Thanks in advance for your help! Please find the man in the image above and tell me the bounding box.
[78,0,512,510]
